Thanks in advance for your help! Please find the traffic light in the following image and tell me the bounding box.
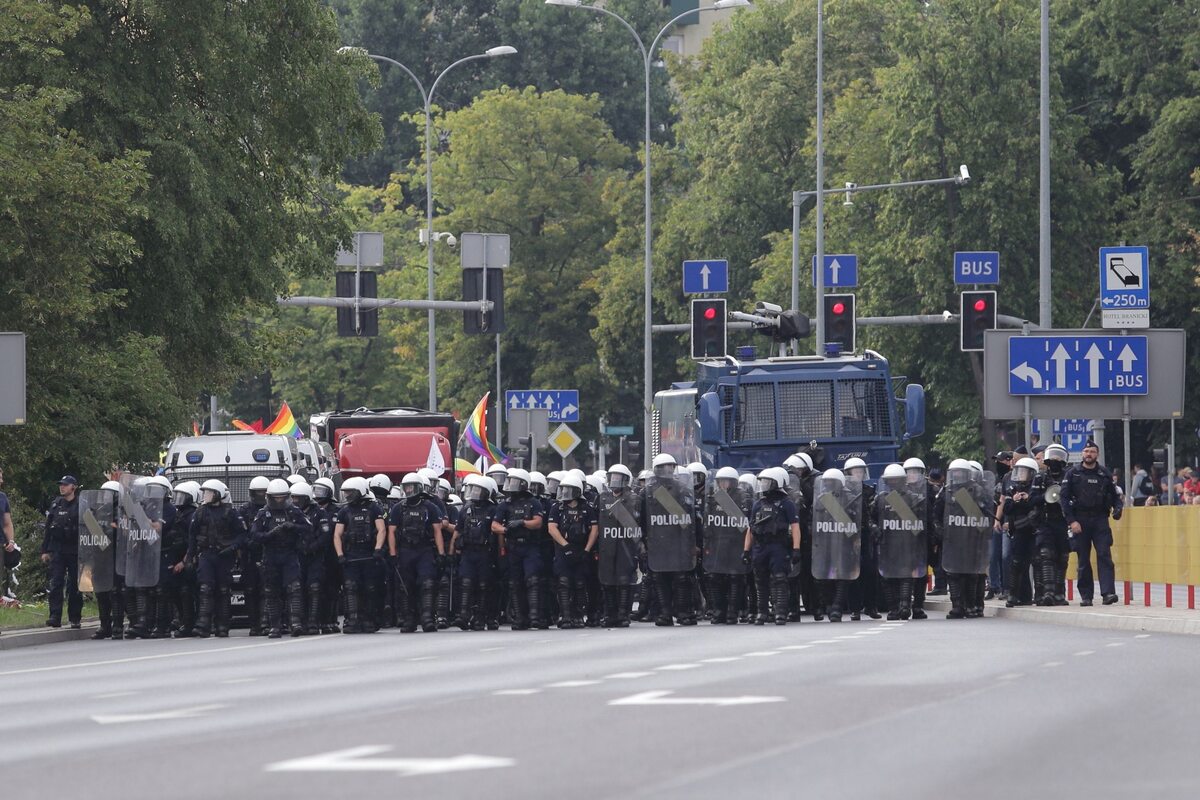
[960,290,996,352]
[463,269,505,334]
[691,299,727,360]
[823,293,856,352]
[627,440,641,466]
[335,270,378,337]
[1153,447,1167,473]
[515,434,533,470]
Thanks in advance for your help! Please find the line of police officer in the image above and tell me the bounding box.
[57,442,1122,639]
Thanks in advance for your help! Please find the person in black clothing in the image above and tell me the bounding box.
[154,481,199,638]
[42,475,83,629]
[1060,441,1123,606]
[187,480,248,638]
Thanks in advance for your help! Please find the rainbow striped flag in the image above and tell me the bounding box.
[461,392,507,464]
[263,401,303,439]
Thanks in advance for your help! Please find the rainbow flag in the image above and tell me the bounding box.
[455,458,482,478]
[264,401,303,439]
[231,418,264,433]
[460,392,507,464]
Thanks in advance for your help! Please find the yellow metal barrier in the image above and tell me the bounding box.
[1067,506,1200,585]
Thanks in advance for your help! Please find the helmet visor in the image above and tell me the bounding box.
[557,485,582,502]
[607,472,629,490]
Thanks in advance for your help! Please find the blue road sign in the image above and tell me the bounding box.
[953,251,1000,285]
[1008,336,1148,396]
[811,254,858,288]
[1031,418,1093,437]
[682,259,728,294]
[603,425,635,437]
[1099,246,1150,310]
[505,390,580,422]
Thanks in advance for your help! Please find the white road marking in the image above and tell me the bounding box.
[655,663,701,671]
[998,673,1024,680]
[779,645,812,651]
[91,691,139,699]
[92,704,227,725]
[479,647,506,653]
[220,678,257,685]
[1135,634,1151,639]
[1074,650,1095,657]
[743,651,780,657]
[605,672,654,679]
[492,689,540,696]
[610,690,785,707]
[320,666,354,672]
[547,680,601,688]
[1106,642,1126,648]
[265,746,514,776]
[1042,661,1063,668]
[809,640,838,644]
[0,636,332,677]
[405,656,437,662]
[699,657,742,664]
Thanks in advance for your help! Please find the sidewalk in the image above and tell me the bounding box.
[0,621,100,651]
[923,595,1200,636]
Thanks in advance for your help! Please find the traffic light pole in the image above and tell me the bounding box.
[278,297,493,312]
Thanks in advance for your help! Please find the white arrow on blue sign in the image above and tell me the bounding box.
[953,251,1000,285]
[810,254,858,288]
[682,259,728,294]
[504,390,580,422]
[1008,335,1147,396]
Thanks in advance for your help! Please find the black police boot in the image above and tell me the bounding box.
[151,589,172,638]
[397,584,418,633]
[92,592,113,639]
[556,577,574,629]
[829,582,847,622]
[456,578,474,630]
[911,577,927,619]
[673,573,696,626]
[305,584,321,635]
[754,574,771,625]
[436,574,452,630]
[947,576,966,619]
[1038,557,1057,606]
[1055,559,1070,605]
[245,591,262,637]
[342,581,360,633]
[473,580,490,631]
[215,588,232,637]
[882,579,900,620]
[708,577,727,624]
[193,587,213,638]
[420,579,438,632]
[899,579,913,619]
[653,573,675,626]
[615,585,632,628]
[509,580,529,630]
[287,582,304,637]
[632,576,653,622]
[526,577,548,630]
[1007,559,1027,607]
[728,577,745,625]
[264,588,282,638]
[771,577,790,625]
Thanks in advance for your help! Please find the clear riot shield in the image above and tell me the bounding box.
[77,490,117,594]
[645,473,696,573]
[876,478,928,580]
[941,471,996,575]
[597,491,642,586]
[810,476,863,581]
[703,474,749,575]
[121,487,163,588]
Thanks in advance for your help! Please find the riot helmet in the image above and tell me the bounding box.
[368,474,393,502]
[946,459,973,487]
[820,468,847,494]
[173,481,201,508]
[557,473,584,503]
[248,475,270,507]
[340,476,370,505]
[461,474,490,504]
[266,478,291,511]
[504,468,531,495]
[714,466,740,492]
[1011,457,1039,487]
[312,477,336,503]
[199,479,226,506]
[290,481,313,510]
[607,464,633,491]
[652,453,677,480]
[881,463,907,492]
[757,467,789,496]
[843,457,869,481]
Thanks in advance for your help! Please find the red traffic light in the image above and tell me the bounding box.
[831,302,846,315]
[703,306,717,320]
[973,298,987,312]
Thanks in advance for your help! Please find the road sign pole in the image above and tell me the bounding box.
[814,0,825,355]
[495,334,502,456]
[1122,398,1131,501]
[1168,419,1176,505]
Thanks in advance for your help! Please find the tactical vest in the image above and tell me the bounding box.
[260,508,298,553]
[302,506,332,555]
[194,506,238,551]
[460,503,494,548]
[343,502,376,554]
[163,506,194,561]
[1067,468,1109,515]
[556,503,590,547]
[505,496,537,542]
[753,497,790,541]
[397,501,433,548]
[47,498,79,551]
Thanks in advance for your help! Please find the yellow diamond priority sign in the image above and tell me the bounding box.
[548,423,581,458]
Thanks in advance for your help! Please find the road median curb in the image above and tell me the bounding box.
[923,597,1200,635]
[0,623,100,651]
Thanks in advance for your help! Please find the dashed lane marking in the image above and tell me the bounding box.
[605,672,654,679]
[405,656,437,662]
[91,691,139,699]
[547,680,601,688]
[1074,650,1095,657]
[699,657,742,664]
[1042,661,1063,668]
[493,689,540,696]
[743,651,780,657]
[1106,642,1126,648]
[219,678,257,685]
[656,663,702,671]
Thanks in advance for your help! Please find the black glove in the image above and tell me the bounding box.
[790,551,802,567]
[562,547,577,563]
[741,550,752,566]
[373,547,384,561]
[505,519,526,534]
[1112,508,1123,521]
[337,555,347,566]
[436,554,449,569]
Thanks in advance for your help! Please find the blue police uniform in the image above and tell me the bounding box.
[187,503,247,637]
[388,497,443,632]
[42,494,82,627]
[252,503,312,636]
[336,500,384,633]
[453,498,497,630]
[494,493,547,629]
[549,499,598,628]
[1060,461,1122,604]
[750,493,798,624]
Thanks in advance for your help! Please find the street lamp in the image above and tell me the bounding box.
[546,0,752,469]
[341,44,517,412]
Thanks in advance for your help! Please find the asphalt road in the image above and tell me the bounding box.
[1,617,1197,799]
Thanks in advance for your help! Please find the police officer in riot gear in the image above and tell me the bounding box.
[238,475,271,636]
[934,459,993,619]
[451,475,498,630]
[703,466,749,625]
[492,468,547,630]
[642,454,698,626]
[874,464,928,620]
[783,452,818,620]
[844,458,881,621]
[368,474,392,506]
[311,477,342,633]
[187,480,247,638]
[548,474,598,628]
[290,482,331,635]
[1060,442,1123,604]
[1002,457,1040,608]
[251,479,312,637]
[388,473,445,633]
[88,480,126,639]
[126,475,171,639]
[43,475,83,629]
[333,477,387,634]
[154,481,199,638]
[744,467,801,625]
